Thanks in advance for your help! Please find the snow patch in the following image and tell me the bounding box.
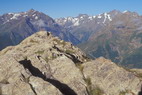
[103,13,112,23]
[93,16,96,18]
[107,14,112,21]
[10,13,21,20]
[35,16,38,20]
[32,14,36,17]
[68,17,72,21]
[88,16,93,20]
[123,10,128,13]
[80,16,84,19]
[74,20,79,26]
[103,13,107,23]
[98,15,102,18]
[8,13,14,15]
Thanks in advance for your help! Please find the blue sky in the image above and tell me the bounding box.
[0,0,142,18]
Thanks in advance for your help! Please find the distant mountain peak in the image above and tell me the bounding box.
[27,9,37,13]
[123,10,129,13]
[0,10,80,50]
[77,14,89,18]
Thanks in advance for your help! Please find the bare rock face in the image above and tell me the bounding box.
[0,31,87,95]
[0,31,142,95]
[83,57,142,95]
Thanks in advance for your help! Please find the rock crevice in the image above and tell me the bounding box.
[19,58,77,95]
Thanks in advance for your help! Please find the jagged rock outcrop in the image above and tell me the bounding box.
[0,31,87,95]
[0,31,142,95]
[83,57,142,95]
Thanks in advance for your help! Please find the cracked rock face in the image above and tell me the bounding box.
[83,57,142,95]
[0,31,87,95]
[0,31,142,95]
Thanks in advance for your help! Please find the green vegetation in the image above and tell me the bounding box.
[76,60,104,95]
[53,39,66,46]
[45,57,49,63]
[65,49,74,54]
[35,50,44,54]
[76,63,84,73]
[90,86,104,95]
[121,47,142,68]
[30,39,38,43]
[0,87,2,95]
[84,77,92,86]
[84,77,104,95]
[119,90,129,95]
[135,71,142,78]
[91,46,106,58]
[119,91,127,95]
[51,53,58,60]
[105,43,119,62]
[44,53,58,63]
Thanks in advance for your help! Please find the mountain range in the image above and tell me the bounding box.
[1,9,142,68]
[56,10,142,68]
[0,9,80,50]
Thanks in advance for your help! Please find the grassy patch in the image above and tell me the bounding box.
[84,77,104,95]
[76,63,104,95]
[76,63,84,73]
[45,57,49,63]
[0,87,2,95]
[53,39,66,46]
[35,50,44,54]
[51,55,57,60]
[30,39,39,43]
[65,49,74,54]
[90,86,104,95]
[119,90,129,95]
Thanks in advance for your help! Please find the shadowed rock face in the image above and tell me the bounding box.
[0,31,87,95]
[138,86,142,95]
[0,31,141,95]
[19,59,77,95]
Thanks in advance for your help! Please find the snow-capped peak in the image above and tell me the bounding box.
[10,13,21,20]
[123,10,128,13]
[103,13,112,23]
[97,14,102,18]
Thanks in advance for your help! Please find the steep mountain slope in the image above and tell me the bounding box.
[78,11,142,68]
[55,10,120,43]
[56,10,142,68]
[0,31,141,95]
[0,9,80,50]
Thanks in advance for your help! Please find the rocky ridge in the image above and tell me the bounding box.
[0,31,142,95]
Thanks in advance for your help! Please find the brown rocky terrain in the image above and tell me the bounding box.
[0,31,142,95]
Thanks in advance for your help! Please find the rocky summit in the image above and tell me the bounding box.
[0,31,142,95]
